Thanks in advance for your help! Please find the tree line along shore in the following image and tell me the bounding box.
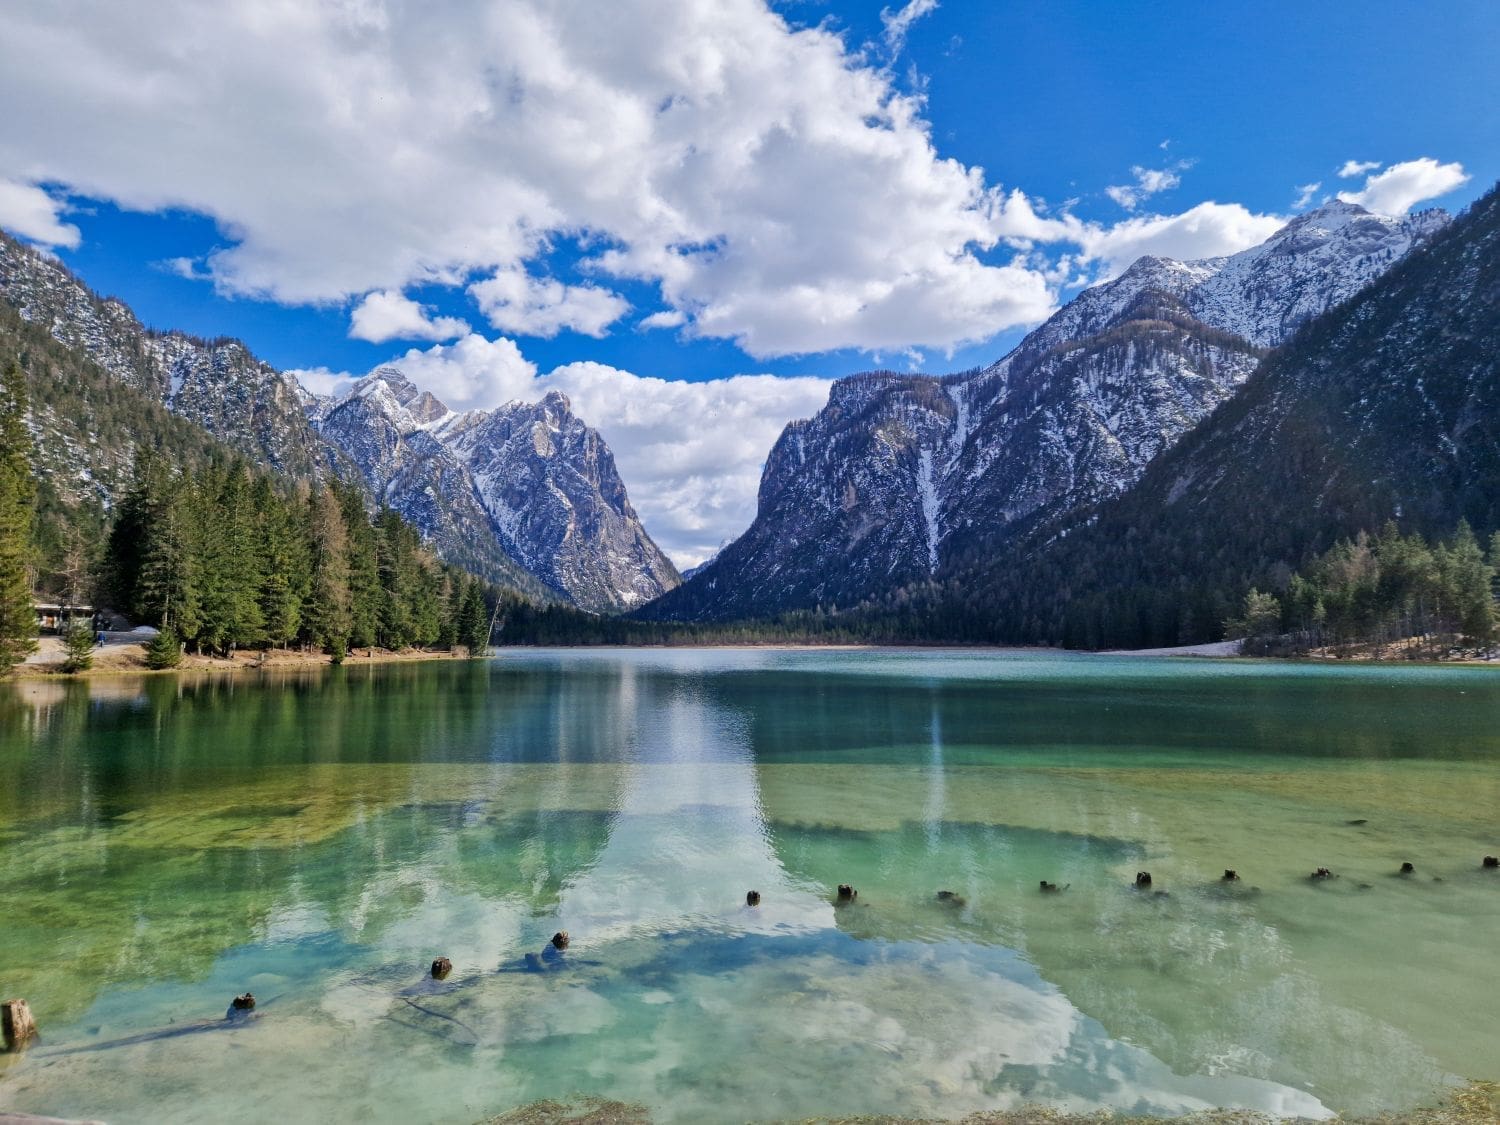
[7,344,1500,671]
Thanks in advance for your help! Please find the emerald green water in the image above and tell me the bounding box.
[1,649,1498,1123]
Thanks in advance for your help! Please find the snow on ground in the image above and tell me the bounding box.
[1101,639,1244,657]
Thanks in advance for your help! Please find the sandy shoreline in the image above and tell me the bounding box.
[11,635,1500,682]
[12,635,470,679]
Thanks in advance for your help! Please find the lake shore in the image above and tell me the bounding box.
[13,635,471,679]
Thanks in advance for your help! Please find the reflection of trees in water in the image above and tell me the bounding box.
[0,661,645,1025]
[698,667,1500,765]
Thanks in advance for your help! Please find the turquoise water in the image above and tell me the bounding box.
[1,649,1498,1122]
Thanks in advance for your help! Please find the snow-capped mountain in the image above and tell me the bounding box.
[0,229,677,612]
[317,370,679,612]
[646,201,1449,621]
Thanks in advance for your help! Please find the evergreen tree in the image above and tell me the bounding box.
[144,626,183,670]
[61,617,94,673]
[304,487,353,660]
[374,508,418,648]
[1445,521,1494,645]
[254,476,310,648]
[194,464,267,655]
[0,359,36,672]
[135,475,200,641]
[338,484,380,651]
[456,577,489,654]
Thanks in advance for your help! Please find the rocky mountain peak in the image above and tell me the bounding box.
[644,195,1449,623]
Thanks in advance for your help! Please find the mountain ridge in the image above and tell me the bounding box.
[643,200,1448,622]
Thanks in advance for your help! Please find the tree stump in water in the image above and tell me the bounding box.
[231,993,256,1011]
[431,957,452,979]
[2,999,37,1051]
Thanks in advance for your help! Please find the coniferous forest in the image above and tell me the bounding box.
[102,457,506,663]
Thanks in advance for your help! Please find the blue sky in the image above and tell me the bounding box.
[1,0,1495,561]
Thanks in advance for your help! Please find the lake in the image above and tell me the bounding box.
[1,649,1497,1123]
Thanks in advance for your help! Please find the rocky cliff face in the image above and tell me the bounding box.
[316,371,679,612]
[432,390,679,611]
[647,202,1448,621]
[0,229,678,611]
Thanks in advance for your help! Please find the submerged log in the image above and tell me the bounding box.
[2,999,37,1051]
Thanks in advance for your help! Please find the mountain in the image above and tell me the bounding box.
[316,370,679,612]
[645,201,1448,621]
[0,233,334,480]
[0,229,677,612]
[963,182,1500,649]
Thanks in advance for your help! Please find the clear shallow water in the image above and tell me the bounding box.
[1,648,1498,1123]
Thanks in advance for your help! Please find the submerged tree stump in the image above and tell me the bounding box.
[2,999,37,1051]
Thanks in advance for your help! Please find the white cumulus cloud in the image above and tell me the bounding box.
[349,290,470,343]
[1337,157,1470,216]
[0,178,79,248]
[0,0,1057,357]
[1075,202,1286,280]
[468,268,629,338]
[1104,165,1184,212]
[1337,159,1381,178]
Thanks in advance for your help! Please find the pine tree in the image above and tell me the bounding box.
[254,476,310,648]
[338,484,380,651]
[1445,521,1494,646]
[457,578,489,655]
[195,464,267,655]
[0,359,37,672]
[304,487,353,660]
[135,475,200,641]
[374,508,417,648]
[61,617,95,673]
[144,626,183,669]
